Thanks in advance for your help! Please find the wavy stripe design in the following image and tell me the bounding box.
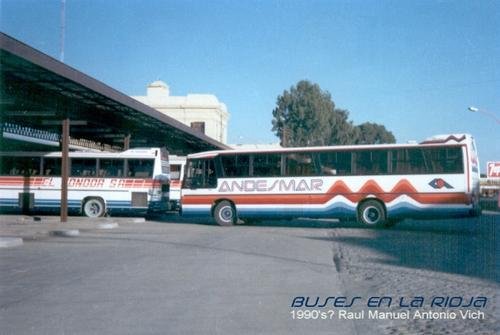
[183,179,469,206]
[182,201,470,218]
[420,135,466,144]
[181,178,472,218]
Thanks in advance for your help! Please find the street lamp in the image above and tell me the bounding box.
[468,106,500,124]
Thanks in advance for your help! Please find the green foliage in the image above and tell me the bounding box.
[272,81,333,146]
[328,108,356,145]
[354,122,396,144]
[272,80,396,146]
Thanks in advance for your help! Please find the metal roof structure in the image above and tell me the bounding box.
[0,32,229,155]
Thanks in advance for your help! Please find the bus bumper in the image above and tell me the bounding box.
[148,197,170,213]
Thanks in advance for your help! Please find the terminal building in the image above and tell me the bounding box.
[0,33,228,155]
[133,81,229,144]
[0,32,229,220]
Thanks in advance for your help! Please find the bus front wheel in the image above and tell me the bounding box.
[358,200,386,227]
[83,198,106,217]
[213,201,236,226]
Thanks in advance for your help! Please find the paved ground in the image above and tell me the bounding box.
[0,213,498,335]
[329,214,499,335]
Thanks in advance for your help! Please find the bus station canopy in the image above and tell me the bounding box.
[0,33,229,155]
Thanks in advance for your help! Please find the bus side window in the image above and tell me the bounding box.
[0,157,41,176]
[0,157,8,175]
[1,157,18,175]
[71,159,97,177]
[318,151,352,176]
[391,149,408,174]
[99,159,124,177]
[206,160,217,187]
[24,157,40,176]
[407,149,425,174]
[353,150,388,175]
[221,155,250,177]
[354,151,371,175]
[252,154,281,177]
[127,159,154,178]
[422,147,463,174]
[443,147,463,173]
[43,158,61,176]
[285,153,316,176]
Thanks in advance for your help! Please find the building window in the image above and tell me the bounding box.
[190,122,205,134]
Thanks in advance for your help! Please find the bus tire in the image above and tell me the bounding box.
[213,201,236,226]
[83,198,106,218]
[358,200,386,227]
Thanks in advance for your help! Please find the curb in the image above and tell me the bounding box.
[97,223,119,229]
[0,237,24,248]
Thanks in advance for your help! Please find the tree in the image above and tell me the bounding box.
[328,108,357,145]
[353,122,396,144]
[272,80,396,146]
[272,80,353,147]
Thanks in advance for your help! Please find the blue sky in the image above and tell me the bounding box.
[1,0,499,172]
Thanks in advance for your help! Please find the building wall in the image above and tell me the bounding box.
[132,81,229,144]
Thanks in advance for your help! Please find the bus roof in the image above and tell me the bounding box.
[0,147,164,158]
[187,134,472,159]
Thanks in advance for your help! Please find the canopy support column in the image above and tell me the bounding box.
[60,118,69,222]
[124,134,131,150]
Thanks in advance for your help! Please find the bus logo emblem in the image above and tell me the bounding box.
[428,178,453,189]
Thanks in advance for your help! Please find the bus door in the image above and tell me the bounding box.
[183,158,217,191]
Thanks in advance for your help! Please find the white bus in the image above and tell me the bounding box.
[0,148,171,217]
[169,155,186,210]
[181,134,480,227]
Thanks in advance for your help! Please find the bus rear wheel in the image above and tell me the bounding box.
[358,200,386,227]
[83,198,106,217]
[213,201,236,226]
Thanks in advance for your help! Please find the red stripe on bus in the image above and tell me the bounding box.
[181,179,470,205]
[182,193,470,206]
[0,177,154,188]
[0,177,53,186]
[464,146,471,193]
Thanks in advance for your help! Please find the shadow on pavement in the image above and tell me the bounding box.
[152,212,498,283]
[155,212,358,229]
[326,214,499,283]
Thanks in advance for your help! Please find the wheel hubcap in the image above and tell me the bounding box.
[87,202,101,216]
[363,206,380,224]
[220,206,233,222]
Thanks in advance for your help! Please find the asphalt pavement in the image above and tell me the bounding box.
[0,213,498,335]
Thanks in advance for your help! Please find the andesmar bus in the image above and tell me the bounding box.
[180,134,480,227]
